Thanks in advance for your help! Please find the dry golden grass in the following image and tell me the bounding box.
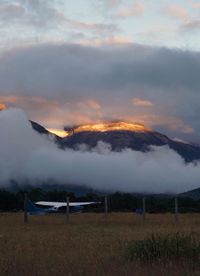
[0,212,200,276]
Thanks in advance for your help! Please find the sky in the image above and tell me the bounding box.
[0,0,200,141]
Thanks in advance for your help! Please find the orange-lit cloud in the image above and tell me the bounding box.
[0,94,195,140]
[85,100,101,110]
[0,103,7,110]
[191,3,200,9]
[0,95,193,135]
[79,35,131,46]
[165,4,189,22]
[0,95,104,129]
[120,113,194,135]
[132,97,153,107]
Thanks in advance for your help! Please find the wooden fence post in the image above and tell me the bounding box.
[66,196,70,223]
[24,193,28,224]
[175,197,179,223]
[142,197,146,221]
[105,195,108,216]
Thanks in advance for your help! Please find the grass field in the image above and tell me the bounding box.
[0,213,200,276]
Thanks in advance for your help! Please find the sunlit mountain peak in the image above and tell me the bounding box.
[66,121,152,136]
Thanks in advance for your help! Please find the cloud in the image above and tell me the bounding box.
[0,3,25,21]
[64,19,118,36]
[164,3,200,34]
[0,0,118,50]
[0,0,64,28]
[0,43,200,141]
[84,100,101,110]
[98,0,122,9]
[17,0,117,35]
[165,4,189,22]
[132,98,153,107]
[0,95,104,128]
[79,36,131,46]
[116,3,144,18]
[0,103,7,111]
[191,2,200,9]
[180,19,200,33]
[1,108,200,194]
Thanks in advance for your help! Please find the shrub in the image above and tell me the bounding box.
[127,233,200,264]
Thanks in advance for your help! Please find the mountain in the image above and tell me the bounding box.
[30,120,63,144]
[30,120,200,163]
[179,188,200,200]
[30,120,51,135]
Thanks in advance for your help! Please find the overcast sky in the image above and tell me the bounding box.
[0,0,200,142]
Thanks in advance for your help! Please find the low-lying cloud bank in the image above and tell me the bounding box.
[1,108,200,194]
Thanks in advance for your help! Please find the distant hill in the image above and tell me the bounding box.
[179,188,200,200]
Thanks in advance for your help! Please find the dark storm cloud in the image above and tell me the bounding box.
[0,43,200,139]
[0,43,200,96]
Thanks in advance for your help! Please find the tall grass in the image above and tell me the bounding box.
[127,232,200,265]
[1,213,200,275]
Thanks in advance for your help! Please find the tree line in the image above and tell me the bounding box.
[0,188,200,213]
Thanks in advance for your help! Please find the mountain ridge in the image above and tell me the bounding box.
[30,120,200,163]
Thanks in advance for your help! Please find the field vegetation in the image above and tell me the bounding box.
[0,213,200,276]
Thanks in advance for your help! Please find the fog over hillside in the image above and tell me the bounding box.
[1,108,200,194]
